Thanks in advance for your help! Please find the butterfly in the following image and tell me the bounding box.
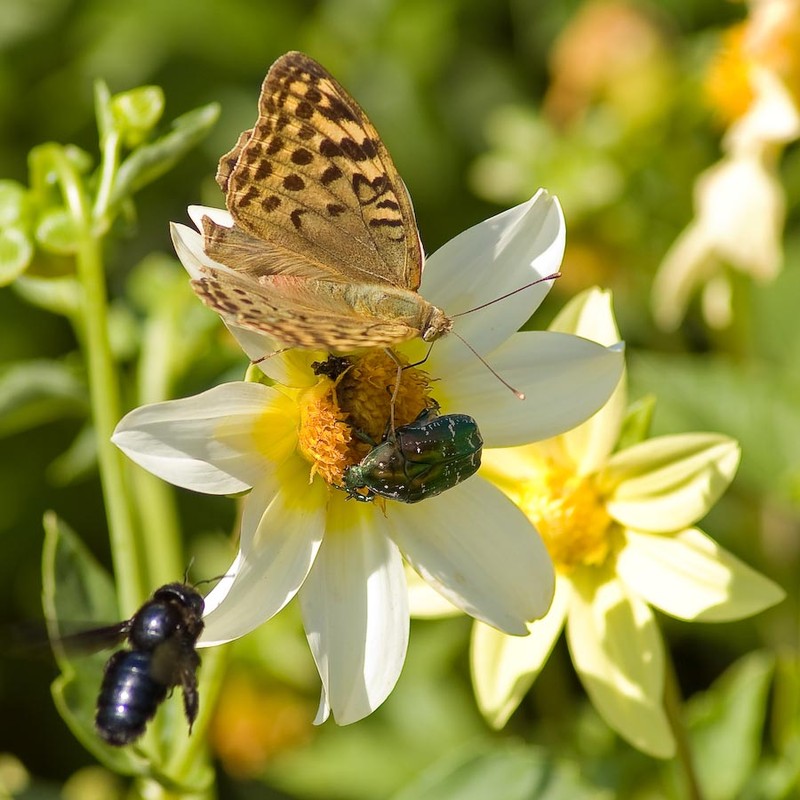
[190,51,453,352]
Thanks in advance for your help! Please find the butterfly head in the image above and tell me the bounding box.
[420,306,453,342]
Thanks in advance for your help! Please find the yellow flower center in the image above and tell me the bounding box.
[295,350,432,487]
[519,458,613,573]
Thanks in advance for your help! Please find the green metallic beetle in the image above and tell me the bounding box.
[342,408,484,504]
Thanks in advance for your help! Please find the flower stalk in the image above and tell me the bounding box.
[53,145,143,615]
[663,649,706,800]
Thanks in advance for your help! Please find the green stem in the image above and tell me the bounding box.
[132,468,184,588]
[92,127,121,227]
[663,649,705,800]
[53,148,143,615]
[133,314,185,586]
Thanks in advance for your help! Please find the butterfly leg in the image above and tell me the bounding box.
[249,346,291,366]
[403,341,436,371]
[383,347,404,434]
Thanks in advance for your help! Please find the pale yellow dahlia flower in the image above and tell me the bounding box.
[413,287,784,757]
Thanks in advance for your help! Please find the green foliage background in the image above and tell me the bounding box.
[0,0,797,798]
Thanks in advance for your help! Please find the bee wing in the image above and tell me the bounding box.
[49,620,132,657]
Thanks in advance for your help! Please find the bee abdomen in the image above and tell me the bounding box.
[95,650,168,746]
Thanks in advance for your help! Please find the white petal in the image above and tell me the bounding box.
[602,434,741,532]
[112,383,291,494]
[406,566,461,618]
[701,274,734,329]
[169,221,226,280]
[471,575,571,728]
[299,496,409,725]
[199,462,327,645]
[651,221,718,332]
[223,323,279,366]
[550,288,627,474]
[387,476,554,634]
[695,155,784,280]
[434,331,624,448]
[566,572,675,758]
[313,690,331,725]
[187,204,233,231]
[226,328,323,388]
[617,527,785,622]
[420,191,565,364]
[726,67,800,149]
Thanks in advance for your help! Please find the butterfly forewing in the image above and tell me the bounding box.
[216,51,423,290]
[187,51,453,351]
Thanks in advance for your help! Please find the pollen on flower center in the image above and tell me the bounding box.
[520,459,612,572]
[295,350,432,487]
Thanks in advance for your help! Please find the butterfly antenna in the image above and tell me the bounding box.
[193,572,232,589]
[452,331,525,400]
[452,272,561,318]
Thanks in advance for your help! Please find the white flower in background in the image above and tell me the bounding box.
[653,0,800,330]
[114,192,625,725]
[413,287,784,757]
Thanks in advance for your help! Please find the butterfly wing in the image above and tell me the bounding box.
[192,268,418,350]
[215,51,423,291]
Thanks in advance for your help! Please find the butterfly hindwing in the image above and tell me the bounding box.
[191,269,418,350]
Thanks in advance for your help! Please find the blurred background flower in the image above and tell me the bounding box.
[653,0,800,330]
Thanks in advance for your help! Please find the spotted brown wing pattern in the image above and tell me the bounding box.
[192,268,426,350]
[189,51,453,350]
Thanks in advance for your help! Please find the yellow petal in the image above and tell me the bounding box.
[617,527,785,622]
[601,433,740,531]
[471,576,571,728]
[549,287,621,346]
[567,572,675,758]
[551,288,627,476]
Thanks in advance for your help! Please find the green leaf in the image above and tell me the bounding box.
[686,651,776,800]
[47,424,98,485]
[0,360,87,437]
[41,512,141,774]
[34,207,81,255]
[110,102,220,206]
[94,80,114,143]
[629,352,800,503]
[12,274,81,317]
[771,652,800,754]
[28,143,92,201]
[616,393,656,450]
[0,226,33,284]
[110,86,165,148]
[390,744,607,800]
[0,179,29,226]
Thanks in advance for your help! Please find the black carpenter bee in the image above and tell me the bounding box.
[82,582,205,746]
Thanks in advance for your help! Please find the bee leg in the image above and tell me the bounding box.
[180,654,201,732]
